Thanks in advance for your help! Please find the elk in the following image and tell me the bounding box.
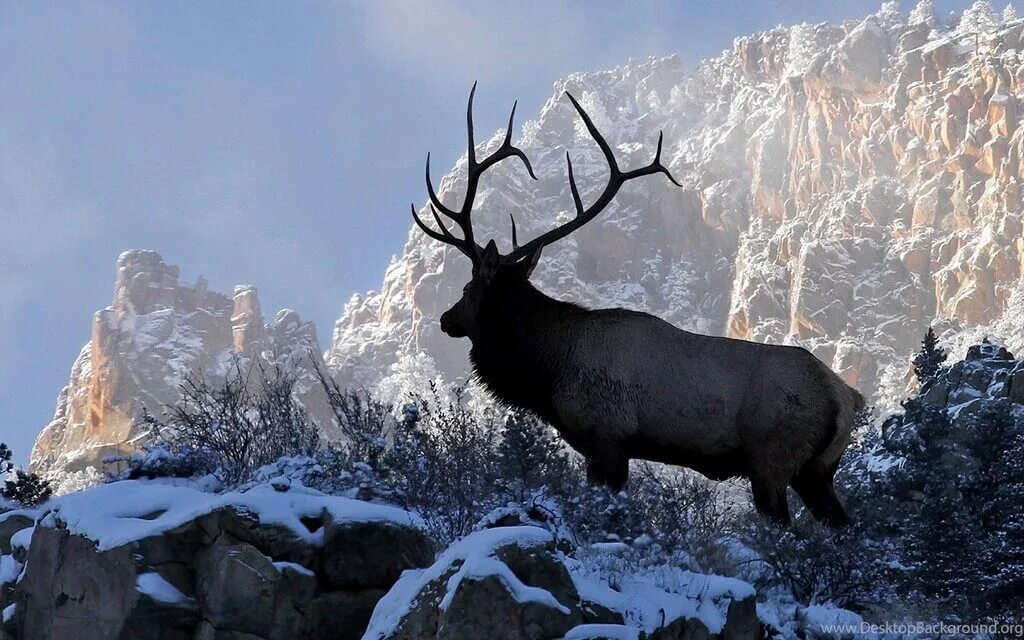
[412,85,864,526]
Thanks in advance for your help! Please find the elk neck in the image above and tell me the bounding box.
[468,276,582,422]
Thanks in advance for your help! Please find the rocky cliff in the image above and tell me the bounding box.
[30,250,334,487]
[327,6,1024,411]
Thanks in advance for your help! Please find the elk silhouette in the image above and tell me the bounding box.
[412,85,864,526]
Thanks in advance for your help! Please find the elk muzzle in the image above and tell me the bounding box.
[439,308,468,338]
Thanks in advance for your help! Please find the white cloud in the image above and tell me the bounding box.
[355,0,594,88]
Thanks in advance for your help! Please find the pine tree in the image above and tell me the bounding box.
[3,469,52,507]
[496,409,571,502]
[912,327,947,387]
[1004,3,1019,22]
[974,407,1024,618]
[958,0,1000,35]
[909,0,938,28]
[876,0,903,29]
[0,443,12,474]
[894,406,980,605]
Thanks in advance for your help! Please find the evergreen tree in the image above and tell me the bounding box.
[957,0,1000,35]
[0,442,52,507]
[973,406,1024,618]
[912,327,947,387]
[3,469,52,507]
[1005,3,1019,22]
[0,443,12,474]
[909,0,938,28]
[496,409,570,501]
[894,405,981,605]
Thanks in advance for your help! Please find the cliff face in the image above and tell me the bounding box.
[30,250,333,484]
[327,9,1024,409]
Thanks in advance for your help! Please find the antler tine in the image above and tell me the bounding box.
[473,100,538,180]
[425,153,460,220]
[621,130,682,186]
[429,204,462,242]
[509,213,519,249]
[565,92,619,174]
[466,81,477,167]
[411,204,455,246]
[565,152,584,216]
[501,92,681,264]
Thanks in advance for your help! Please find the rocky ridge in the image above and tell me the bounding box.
[327,6,1024,412]
[30,250,335,487]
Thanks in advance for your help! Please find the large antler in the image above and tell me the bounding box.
[411,83,537,264]
[501,92,680,264]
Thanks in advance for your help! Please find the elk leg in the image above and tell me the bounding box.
[586,444,628,492]
[750,477,790,526]
[791,465,851,528]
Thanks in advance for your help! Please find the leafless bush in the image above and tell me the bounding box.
[140,361,320,486]
[738,515,898,609]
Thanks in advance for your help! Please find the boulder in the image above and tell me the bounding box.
[298,590,387,640]
[10,480,433,640]
[365,525,760,640]
[195,537,315,640]
[0,514,34,556]
[14,523,196,640]
[320,516,434,590]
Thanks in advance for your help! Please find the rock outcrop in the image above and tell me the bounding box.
[364,525,759,640]
[31,251,335,488]
[0,480,433,640]
[0,481,767,640]
[327,9,1024,412]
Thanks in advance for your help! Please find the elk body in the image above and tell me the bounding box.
[414,85,865,526]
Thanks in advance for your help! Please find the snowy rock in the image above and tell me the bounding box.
[364,525,758,640]
[195,536,315,639]
[0,514,33,557]
[320,516,435,591]
[363,526,610,640]
[4,480,431,640]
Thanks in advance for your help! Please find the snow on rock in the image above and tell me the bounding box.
[31,250,337,489]
[3,479,434,640]
[364,524,759,640]
[135,571,192,606]
[797,603,864,636]
[38,479,423,551]
[568,556,758,638]
[563,624,640,640]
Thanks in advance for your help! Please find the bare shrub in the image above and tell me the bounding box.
[139,361,320,486]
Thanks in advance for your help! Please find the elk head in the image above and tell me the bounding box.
[413,84,680,341]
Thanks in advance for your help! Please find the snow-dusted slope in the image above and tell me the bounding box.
[31,251,334,489]
[328,6,1024,410]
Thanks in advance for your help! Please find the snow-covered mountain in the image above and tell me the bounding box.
[34,2,1024,481]
[327,3,1024,411]
[30,250,334,489]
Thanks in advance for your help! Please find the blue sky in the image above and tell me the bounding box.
[0,0,983,463]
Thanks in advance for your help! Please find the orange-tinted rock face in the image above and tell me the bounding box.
[31,251,334,484]
[327,10,1024,413]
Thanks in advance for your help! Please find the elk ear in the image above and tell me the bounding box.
[519,245,542,278]
[477,240,500,281]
